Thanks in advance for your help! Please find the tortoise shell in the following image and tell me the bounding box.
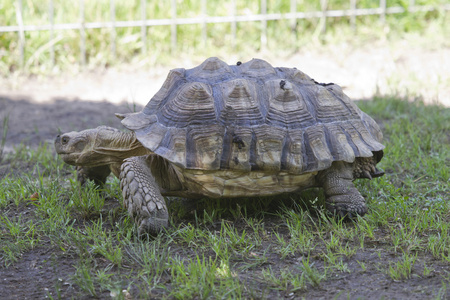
[121,57,384,175]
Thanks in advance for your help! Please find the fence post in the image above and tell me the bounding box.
[15,0,25,68]
[171,0,177,53]
[261,0,267,49]
[290,0,296,30]
[380,0,386,23]
[202,0,207,47]
[290,0,297,48]
[231,0,237,49]
[409,0,415,12]
[350,0,356,31]
[110,0,116,59]
[79,0,86,66]
[49,0,55,67]
[320,0,328,34]
[141,0,146,55]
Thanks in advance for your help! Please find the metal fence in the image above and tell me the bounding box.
[2,0,449,66]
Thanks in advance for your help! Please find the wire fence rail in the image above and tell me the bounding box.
[2,0,449,67]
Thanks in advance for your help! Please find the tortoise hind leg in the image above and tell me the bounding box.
[318,161,367,218]
[120,155,169,236]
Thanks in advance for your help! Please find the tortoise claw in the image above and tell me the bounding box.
[362,170,373,180]
[372,168,385,178]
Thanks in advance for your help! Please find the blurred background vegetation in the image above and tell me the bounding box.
[0,0,448,75]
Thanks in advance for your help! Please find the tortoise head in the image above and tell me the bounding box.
[55,126,142,167]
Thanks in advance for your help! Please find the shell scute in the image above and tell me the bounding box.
[240,58,277,77]
[252,125,286,171]
[312,85,359,121]
[349,119,384,151]
[158,82,216,127]
[136,122,167,152]
[278,67,313,84]
[187,57,234,82]
[186,125,224,170]
[265,79,315,128]
[144,68,186,112]
[220,126,253,171]
[219,79,263,126]
[282,130,305,173]
[324,123,356,163]
[304,125,334,171]
[339,121,374,157]
[154,128,187,168]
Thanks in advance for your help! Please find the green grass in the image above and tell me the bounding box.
[0,96,449,298]
[1,0,448,74]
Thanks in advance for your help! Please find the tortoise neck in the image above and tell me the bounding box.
[91,129,149,163]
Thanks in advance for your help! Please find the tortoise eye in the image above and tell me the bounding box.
[61,136,69,144]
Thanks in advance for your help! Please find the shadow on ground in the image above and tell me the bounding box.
[0,96,143,153]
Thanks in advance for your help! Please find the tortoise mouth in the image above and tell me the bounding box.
[56,152,81,166]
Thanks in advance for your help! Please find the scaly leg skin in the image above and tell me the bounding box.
[318,161,367,219]
[120,155,168,236]
[76,165,111,186]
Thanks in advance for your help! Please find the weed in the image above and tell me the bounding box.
[261,266,307,292]
[168,255,242,299]
[436,282,448,300]
[274,230,291,259]
[0,215,40,266]
[280,208,315,256]
[90,237,123,266]
[357,217,376,239]
[388,252,418,281]
[221,221,255,254]
[69,179,105,219]
[357,261,367,272]
[72,260,97,297]
[428,233,450,261]
[237,247,270,271]
[300,257,326,287]
[207,229,230,261]
[422,262,433,277]
[173,223,199,247]
[125,237,170,285]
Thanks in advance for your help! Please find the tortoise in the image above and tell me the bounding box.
[55,57,385,235]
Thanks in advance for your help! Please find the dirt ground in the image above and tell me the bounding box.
[0,42,449,299]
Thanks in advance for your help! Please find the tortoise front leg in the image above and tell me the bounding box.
[318,161,367,218]
[119,155,168,236]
